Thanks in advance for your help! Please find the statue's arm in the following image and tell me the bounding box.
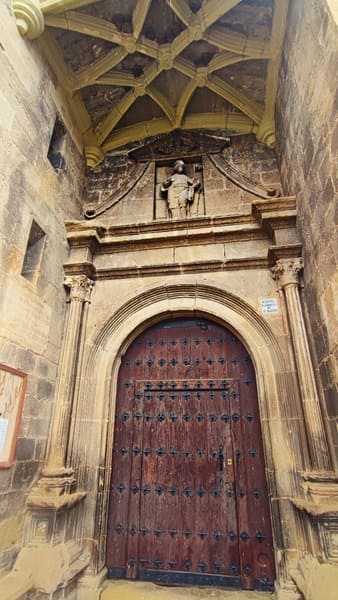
[191,177,201,189]
[161,177,172,191]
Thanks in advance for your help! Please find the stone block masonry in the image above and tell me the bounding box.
[0,2,86,577]
[0,1,337,597]
[276,0,338,465]
[84,134,282,225]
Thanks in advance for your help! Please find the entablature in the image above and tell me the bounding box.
[64,196,299,279]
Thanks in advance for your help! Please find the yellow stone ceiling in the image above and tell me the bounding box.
[13,0,289,167]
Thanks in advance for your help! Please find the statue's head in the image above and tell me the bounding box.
[174,159,185,173]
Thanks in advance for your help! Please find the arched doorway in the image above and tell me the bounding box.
[106,317,275,591]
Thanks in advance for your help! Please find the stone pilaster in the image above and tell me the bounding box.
[43,274,94,477]
[271,258,332,472]
[17,275,94,597]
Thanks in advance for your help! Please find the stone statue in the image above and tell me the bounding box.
[161,159,201,219]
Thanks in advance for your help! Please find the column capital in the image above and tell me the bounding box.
[271,257,303,289]
[64,274,94,303]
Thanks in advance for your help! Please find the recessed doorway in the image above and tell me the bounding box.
[106,318,275,591]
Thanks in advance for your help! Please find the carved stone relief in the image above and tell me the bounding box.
[156,159,205,220]
[83,132,281,222]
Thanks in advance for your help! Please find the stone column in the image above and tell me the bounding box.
[271,258,331,472]
[44,274,94,477]
[20,276,93,596]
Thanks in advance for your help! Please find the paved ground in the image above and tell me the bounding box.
[101,580,275,600]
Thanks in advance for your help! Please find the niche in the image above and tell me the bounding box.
[155,157,205,220]
[21,220,46,283]
[47,116,66,171]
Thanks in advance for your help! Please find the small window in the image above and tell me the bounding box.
[21,220,46,282]
[47,116,66,171]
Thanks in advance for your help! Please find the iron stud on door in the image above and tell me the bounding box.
[106,318,275,591]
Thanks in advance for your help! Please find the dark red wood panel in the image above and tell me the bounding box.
[106,318,275,591]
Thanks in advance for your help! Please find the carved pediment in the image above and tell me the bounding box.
[129,130,227,162]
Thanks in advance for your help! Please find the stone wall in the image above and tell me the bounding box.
[276,0,338,464]
[203,135,282,216]
[0,2,84,575]
[84,134,282,224]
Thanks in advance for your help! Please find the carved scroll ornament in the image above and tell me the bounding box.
[84,161,150,219]
[208,151,279,199]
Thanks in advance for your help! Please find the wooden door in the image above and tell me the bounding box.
[106,318,275,591]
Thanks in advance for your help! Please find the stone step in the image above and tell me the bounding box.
[101,580,275,600]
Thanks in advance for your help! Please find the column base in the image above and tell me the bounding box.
[16,541,89,595]
[76,567,108,599]
[275,580,302,600]
[26,470,86,511]
[0,540,89,599]
[292,476,338,563]
[0,471,90,597]
[290,555,338,600]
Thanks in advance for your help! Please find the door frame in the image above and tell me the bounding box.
[107,317,276,590]
[72,283,304,595]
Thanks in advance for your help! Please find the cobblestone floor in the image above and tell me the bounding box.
[101,580,275,600]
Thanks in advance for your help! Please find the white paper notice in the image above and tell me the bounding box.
[261,298,279,315]
[0,418,9,453]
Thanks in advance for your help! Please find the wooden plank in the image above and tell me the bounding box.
[106,318,275,590]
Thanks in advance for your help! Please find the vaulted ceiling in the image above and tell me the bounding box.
[13,0,289,167]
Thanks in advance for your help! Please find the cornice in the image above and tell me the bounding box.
[66,220,268,254]
[64,197,300,280]
[66,196,297,252]
[268,243,302,266]
[65,257,270,281]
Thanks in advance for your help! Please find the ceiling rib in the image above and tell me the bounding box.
[92,0,260,148]
[176,80,197,127]
[44,12,124,44]
[96,73,138,88]
[40,0,100,15]
[173,56,196,79]
[167,0,193,27]
[102,118,173,153]
[183,112,255,132]
[38,31,99,148]
[147,85,177,124]
[132,0,152,39]
[208,75,264,124]
[102,113,256,154]
[256,0,289,145]
[72,47,128,92]
[208,52,249,74]
[205,27,273,58]
[13,0,288,166]
[199,0,242,31]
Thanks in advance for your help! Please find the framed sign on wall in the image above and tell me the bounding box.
[0,363,27,468]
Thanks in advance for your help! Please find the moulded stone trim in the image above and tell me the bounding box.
[12,0,44,40]
[70,281,305,591]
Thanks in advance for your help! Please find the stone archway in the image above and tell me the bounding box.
[106,316,276,590]
[71,283,303,598]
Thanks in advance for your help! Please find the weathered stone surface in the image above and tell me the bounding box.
[85,134,282,224]
[102,580,276,600]
[14,438,35,462]
[291,555,338,600]
[0,0,85,578]
[0,1,337,599]
[276,0,338,464]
